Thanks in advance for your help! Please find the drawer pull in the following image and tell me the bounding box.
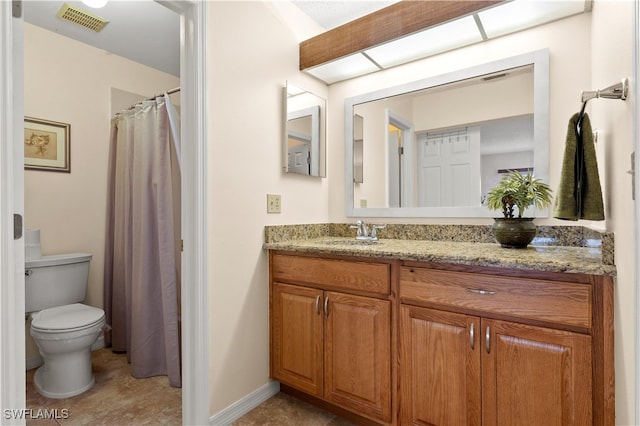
[485,326,491,354]
[469,323,475,350]
[315,295,320,315]
[324,296,329,317]
[466,288,497,296]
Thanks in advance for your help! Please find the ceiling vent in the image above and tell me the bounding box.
[56,3,109,32]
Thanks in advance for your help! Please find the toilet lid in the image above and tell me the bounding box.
[31,303,105,332]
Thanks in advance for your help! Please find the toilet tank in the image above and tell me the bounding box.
[25,253,92,313]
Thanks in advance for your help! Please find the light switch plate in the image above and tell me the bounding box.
[267,194,281,214]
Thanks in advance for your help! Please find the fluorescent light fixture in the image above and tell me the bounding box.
[303,0,588,84]
[306,53,380,84]
[82,0,108,8]
[478,0,586,38]
[366,15,483,68]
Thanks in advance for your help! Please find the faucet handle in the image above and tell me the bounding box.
[371,224,387,239]
[350,220,368,238]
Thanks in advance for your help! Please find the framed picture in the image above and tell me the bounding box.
[24,117,70,173]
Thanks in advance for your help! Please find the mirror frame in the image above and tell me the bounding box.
[345,49,549,218]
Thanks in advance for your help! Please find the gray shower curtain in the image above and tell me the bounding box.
[104,95,182,387]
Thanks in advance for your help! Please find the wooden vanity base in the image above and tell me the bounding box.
[269,250,614,425]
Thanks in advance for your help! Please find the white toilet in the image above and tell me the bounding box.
[25,229,105,399]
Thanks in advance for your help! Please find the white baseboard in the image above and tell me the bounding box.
[209,381,280,426]
[26,335,106,371]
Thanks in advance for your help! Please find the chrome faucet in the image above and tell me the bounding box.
[350,220,386,241]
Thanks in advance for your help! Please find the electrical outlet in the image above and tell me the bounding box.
[267,194,281,214]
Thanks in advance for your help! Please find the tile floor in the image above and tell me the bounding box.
[26,348,181,425]
[25,348,353,425]
[231,393,355,426]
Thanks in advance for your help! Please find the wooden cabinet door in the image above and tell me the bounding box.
[400,305,481,426]
[482,319,592,426]
[271,282,324,397]
[324,291,391,423]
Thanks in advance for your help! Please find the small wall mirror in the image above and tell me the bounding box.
[284,82,326,177]
[353,114,364,184]
[345,49,549,217]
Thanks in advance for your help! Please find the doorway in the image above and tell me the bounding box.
[386,110,414,208]
[0,1,209,424]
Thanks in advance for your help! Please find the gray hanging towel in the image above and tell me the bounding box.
[553,112,604,220]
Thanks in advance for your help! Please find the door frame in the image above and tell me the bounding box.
[0,1,26,419]
[635,1,640,423]
[0,1,210,424]
[386,109,414,208]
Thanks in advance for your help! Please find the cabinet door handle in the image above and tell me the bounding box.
[323,296,329,317]
[469,323,475,350]
[315,295,320,315]
[485,326,491,354]
[466,288,497,296]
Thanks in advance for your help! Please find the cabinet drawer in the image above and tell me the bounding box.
[400,267,591,328]
[272,253,390,295]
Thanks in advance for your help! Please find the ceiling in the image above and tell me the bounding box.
[23,1,181,76]
[23,1,393,78]
[291,1,398,29]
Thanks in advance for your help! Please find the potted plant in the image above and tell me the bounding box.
[485,171,553,248]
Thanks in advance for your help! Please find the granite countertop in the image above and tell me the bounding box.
[263,224,616,276]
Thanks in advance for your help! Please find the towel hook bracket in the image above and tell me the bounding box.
[581,78,628,103]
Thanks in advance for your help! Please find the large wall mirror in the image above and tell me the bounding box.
[345,49,549,217]
[284,81,326,177]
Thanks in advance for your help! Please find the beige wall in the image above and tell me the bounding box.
[207,1,330,414]
[591,2,635,424]
[23,23,179,359]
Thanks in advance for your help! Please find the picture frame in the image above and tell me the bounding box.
[24,117,70,173]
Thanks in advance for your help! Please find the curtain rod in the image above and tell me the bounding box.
[146,86,181,101]
[120,87,182,112]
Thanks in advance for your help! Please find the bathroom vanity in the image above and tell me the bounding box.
[271,253,393,422]
[265,224,615,425]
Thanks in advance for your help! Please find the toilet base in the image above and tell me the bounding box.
[29,305,105,399]
[31,338,100,399]
[34,366,95,399]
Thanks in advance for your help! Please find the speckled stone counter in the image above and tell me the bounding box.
[263,224,616,276]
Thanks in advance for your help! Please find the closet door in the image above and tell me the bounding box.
[416,127,480,207]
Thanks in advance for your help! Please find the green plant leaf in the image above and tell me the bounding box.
[485,171,553,218]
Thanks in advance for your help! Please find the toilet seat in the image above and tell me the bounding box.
[31,303,105,333]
